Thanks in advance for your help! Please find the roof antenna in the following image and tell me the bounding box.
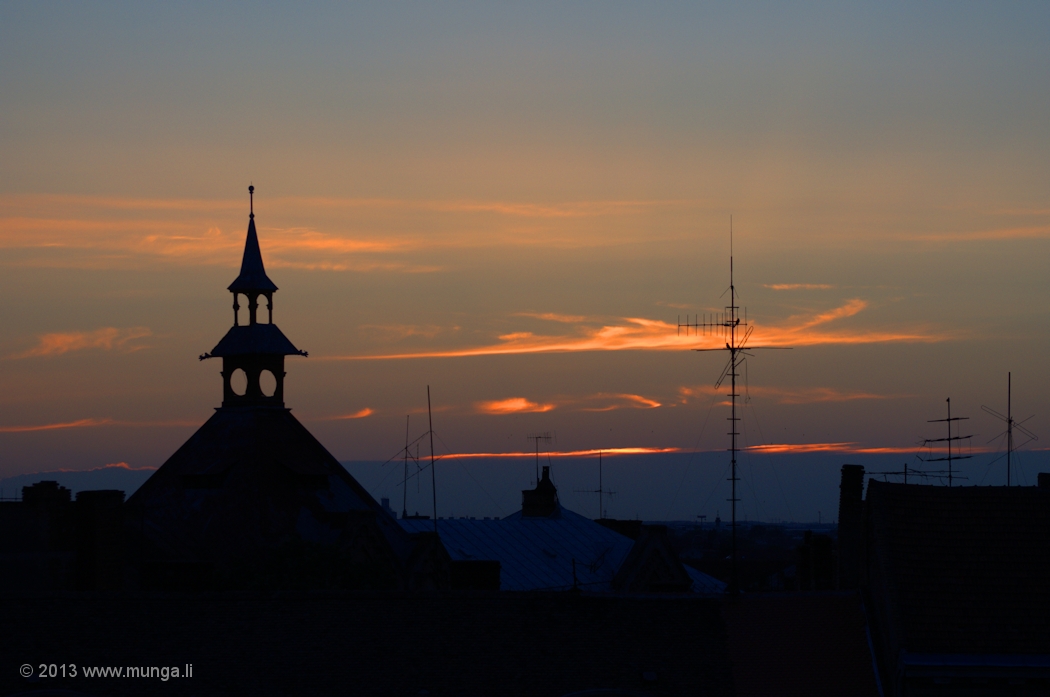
[574,449,616,519]
[982,372,1039,486]
[527,432,552,484]
[428,386,438,534]
[922,398,972,487]
[677,215,791,596]
[402,415,411,519]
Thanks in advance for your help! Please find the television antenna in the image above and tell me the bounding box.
[678,218,791,595]
[574,449,616,519]
[866,462,953,484]
[982,372,1038,486]
[922,398,972,487]
[526,432,553,484]
[400,415,420,519]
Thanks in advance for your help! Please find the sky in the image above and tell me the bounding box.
[2,2,1049,520]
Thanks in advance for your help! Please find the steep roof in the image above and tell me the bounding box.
[207,323,305,357]
[126,408,413,584]
[866,480,1050,655]
[227,216,278,293]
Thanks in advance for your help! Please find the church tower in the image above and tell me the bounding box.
[200,185,306,407]
[124,186,446,591]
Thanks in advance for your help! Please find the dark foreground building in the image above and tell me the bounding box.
[839,466,1050,696]
[3,592,733,697]
[122,191,444,591]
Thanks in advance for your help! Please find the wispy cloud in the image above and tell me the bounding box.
[908,225,1050,242]
[0,417,197,433]
[328,408,375,420]
[359,324,453,340]
[329,299,947,360]
[0,194,706,272]
[0,214,425,272]
[514,312,596,323]
[12,327,152,358]
[678,385,907,405]
[0,418,113,433]
[441,447,681,459]
[764,283,833,291]
[744,442,991,455]
[42,461,158,473]
[475,398,556,415]
[579,393,662,411]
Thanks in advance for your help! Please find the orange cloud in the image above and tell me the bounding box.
[746,442,861,454]
[0,194,706,273]
[580,393,662,411]
[678,384,907,405]
[42,461,159,473]
[332,299,947,360]
[514,312,595,323]
[764,283,833,291]
[329,408,375,420]
[476,398,556,415]
[0,418,198,433]
[442,447,681,459]
[12,327,151,358]
[744,442,991,455]
[0,418,113,433]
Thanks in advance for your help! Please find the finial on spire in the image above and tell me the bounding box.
[249,184,254,218]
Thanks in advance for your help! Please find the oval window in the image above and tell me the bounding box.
[260,369,277,397]
[230,368,248,396]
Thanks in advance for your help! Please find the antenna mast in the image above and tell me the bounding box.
[923,398,972,487]
[526,432,552,483]
[402,415,410,519]
[428,386,437,533]
[574,449,616,519]
[982,372,1039,486]
[678,217,790,595]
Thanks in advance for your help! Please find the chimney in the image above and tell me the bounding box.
[837,464,865,589]
[522,465,559,517]
[1039,473,1050,489]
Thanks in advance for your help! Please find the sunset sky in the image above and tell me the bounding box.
[2,3,1048,519]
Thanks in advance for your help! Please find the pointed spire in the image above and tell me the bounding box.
[228,185,278,293]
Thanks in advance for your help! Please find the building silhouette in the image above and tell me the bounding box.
[838,467,1050,695]
[123,194,443,590]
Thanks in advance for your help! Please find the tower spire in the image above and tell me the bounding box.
[198,186,306,409]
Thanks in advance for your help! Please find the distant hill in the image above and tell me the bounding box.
[0,463,155,500]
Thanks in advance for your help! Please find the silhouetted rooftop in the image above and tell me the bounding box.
[206,323,304,357]
[866,480,1050,655]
